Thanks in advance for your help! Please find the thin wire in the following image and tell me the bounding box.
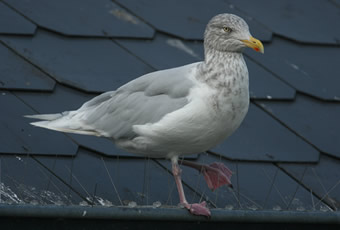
[286,166,307,210]
[314,178,340,208]
[101,157,123,206]
[65,165,91,199]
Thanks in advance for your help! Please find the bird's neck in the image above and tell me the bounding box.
[197,50,246,85]
[204,49,243,66]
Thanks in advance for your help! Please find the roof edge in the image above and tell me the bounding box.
[0,204,339,224]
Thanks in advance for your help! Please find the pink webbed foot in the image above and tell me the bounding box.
[202,162,233,191]
[183,201,211,217]
[181,160,233,191]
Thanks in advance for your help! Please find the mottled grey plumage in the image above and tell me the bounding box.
[204,14,250,54]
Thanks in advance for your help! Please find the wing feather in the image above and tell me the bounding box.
[27,62,200,140]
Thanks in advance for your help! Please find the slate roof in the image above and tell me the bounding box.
[0,0,340,219]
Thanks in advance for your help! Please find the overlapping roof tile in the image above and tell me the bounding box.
[245,56,295,99]
[0,90,78,155]
[245,37,340,101]
[0,42,55,91]
[3,0,154,38]
[229,0,340,44]
[211,103,319,162]
[0,1,36,35]
[0,29,153,93]
[116,33,203,69]
[1,155,83,205]
[279,155,340,210]
[257,94,340,159]
[116,0,272,41]
[36,148,201,206]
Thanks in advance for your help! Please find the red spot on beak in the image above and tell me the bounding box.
[254,47,259,52]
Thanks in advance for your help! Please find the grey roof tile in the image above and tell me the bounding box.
[257,94,340,159]
[116,33,203,70]
[332,0,340,8]
[0,155,83,205]
[0,29,153,93]
[3,0,154,38]
[228,161,329,211]
[229,0,340,44]
[245,36,340,101]
[211,103,319,162]
[116,0,272,41]
[36,148,201,206]
[15,84,93,113]
[0,90,78,155]
[0,42,55,91]
[245,56,295,100]
[117,33,295,100]
[0,1,36,35]
[279,155,340,210]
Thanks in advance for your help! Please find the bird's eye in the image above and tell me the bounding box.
[223,26,232,33]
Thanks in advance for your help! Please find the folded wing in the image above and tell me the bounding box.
[26,62,199,140]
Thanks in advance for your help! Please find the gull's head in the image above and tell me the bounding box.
[204,14,264,54]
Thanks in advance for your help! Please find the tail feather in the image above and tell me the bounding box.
[24,113,63,121]
[30,120,100,136]
[26,112,101,137]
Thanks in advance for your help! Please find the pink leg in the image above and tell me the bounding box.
[181,160,233,191]
[171,157,211,217]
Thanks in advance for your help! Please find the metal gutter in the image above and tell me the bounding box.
[0,204,339,224]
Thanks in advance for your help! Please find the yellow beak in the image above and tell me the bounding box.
[241,36,264,53]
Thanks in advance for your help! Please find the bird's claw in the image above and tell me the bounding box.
[184,201,211,217]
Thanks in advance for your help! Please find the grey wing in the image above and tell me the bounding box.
[75,62,199,139]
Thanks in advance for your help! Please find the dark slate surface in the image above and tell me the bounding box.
[117,33,295,100]
[4,0,154,38]
[0,42,55,91]
[14,84,94,114]
[1,0,340,216]
[116,0,272,41]
[229,0,340,44]
[245,56,295,100]
[0,155,82,205]
[211,103,319,162]
[279,155,340,210]
[116,33,203,70]
[245,37,340,101]
[333,0,340,7]
[0,1,36,35]
[0,29,153,93]
[256,94,340,159]
[35,148,202,206]
[0,91,78,155]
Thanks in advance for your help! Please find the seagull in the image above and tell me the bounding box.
[26,13,263,217]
